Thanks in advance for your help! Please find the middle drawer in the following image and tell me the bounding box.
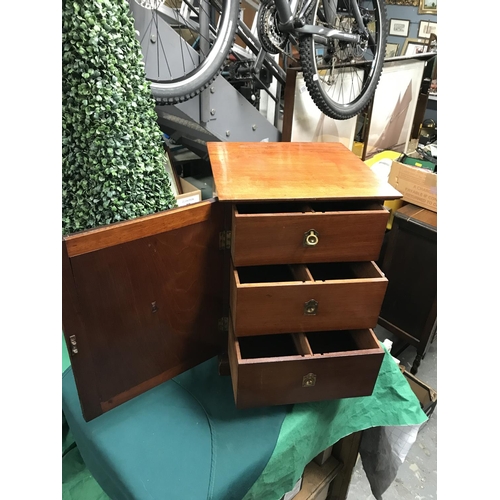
[230,261,388,336]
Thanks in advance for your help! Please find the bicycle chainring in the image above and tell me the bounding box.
[257,0,289,55]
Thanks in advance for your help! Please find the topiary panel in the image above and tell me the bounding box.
[62,0,177,235]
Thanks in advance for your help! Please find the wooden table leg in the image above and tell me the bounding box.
[410,353,423,375]
[326,431,362,500]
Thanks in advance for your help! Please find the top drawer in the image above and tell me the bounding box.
[231,201,390,267]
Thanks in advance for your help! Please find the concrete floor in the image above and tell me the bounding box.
[346,325,437,500]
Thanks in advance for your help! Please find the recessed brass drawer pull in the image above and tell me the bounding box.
[304,299,318,315]
[303,229,319,247]
[302,373,317,387]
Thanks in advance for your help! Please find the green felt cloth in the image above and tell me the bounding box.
[242,348,427,500]
[63,341,426,500]
[63,356,288,500]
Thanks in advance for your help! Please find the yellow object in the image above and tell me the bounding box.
[364,150,404,230]
[352,141,364,158]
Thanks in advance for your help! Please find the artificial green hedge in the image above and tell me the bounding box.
[62,0,176,235]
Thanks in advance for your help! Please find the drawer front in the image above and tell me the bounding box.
[230,261,388,336]
[231,203,389,267]
[228,326,384,409]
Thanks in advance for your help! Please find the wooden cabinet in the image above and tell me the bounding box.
[63,142,401,421]
[377,203,437,375]
[209,142,401,409]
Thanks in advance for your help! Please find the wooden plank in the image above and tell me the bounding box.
[64,200,226,420]
[227,319,240,403]
[290,264,314,282]
[350,261,385,279]
[234,346,383,408]
[281,68,299,142]
[62,242,103,421]
[396,203,437,227]
[64,200,215,257]
[232,209,389,266]
[100,352,215,412]
[292,333,313,356]
[295,456,343,500]
[351,328,381,350]
[208,142,402,202]
[327,432,363,500]
[232,278,388,336]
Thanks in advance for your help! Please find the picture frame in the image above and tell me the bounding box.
[418,21,437,39]
[402,38,429,56]
[418,0,437,14]
[385,0,418,5]
[385,43,399,59]
[389,19,411,37]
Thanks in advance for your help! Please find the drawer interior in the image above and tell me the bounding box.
[237,264,313,284]
[307,263,357,280]
[235,201,384,215]
[235,262,383,285]
[307,261,384,281]
[306,330,358,354]
[237,329,381,361]
[238,334,299,359]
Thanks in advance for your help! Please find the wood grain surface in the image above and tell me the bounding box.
[207,142,402,202]
[64,200,215,257]
[230,261,388,336]
[231,203,389,266]
[63,200,226,420]
[228,325,384,408]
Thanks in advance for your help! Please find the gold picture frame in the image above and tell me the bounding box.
[402,38,429,56]
[385,0,418,5]
[419,0,437,14]
[385,43,399,59]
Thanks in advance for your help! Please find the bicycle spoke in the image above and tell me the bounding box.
[150,7,173,78]
[156,9,160,79]
[128,0,240,105]
[140,15,154,45]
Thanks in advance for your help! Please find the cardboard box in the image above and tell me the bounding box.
[175,178,202,207]
[313,445,333,466]
[388,161,437,212]
[282,477,303,500]
[400,366,437,418]
[294,456,342,500]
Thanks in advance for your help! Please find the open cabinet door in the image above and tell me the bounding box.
[63,200,226,421]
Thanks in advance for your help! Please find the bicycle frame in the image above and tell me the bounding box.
[273,0,365,44]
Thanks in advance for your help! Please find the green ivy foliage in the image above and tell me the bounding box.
[62,0,176,235]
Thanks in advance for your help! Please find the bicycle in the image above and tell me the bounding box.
[130,0,386,120]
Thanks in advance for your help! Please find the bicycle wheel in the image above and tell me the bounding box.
[298,0,386,120]
[129,0,239,104]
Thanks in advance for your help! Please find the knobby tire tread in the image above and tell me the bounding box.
[298,0,387,120]
[151,0,240,105]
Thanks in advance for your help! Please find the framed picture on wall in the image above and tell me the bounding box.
[402,38,429,56]
[418,21,437,39]
[419,0,437,14]
[385,0,418,5]
[389,19,410,37]
[385,43,399,59]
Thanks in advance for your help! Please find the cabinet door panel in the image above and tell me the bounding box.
[63,200,225,421]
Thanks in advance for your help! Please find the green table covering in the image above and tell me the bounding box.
[63,341,426,500]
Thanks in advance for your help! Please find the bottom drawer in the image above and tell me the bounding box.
[228,324,384,409]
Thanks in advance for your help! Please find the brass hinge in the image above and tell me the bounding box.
[69,335,78,355]
[218,317,229,332]
[219,230,231,250]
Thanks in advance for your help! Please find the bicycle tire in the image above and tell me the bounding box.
[131,0,240,104]
[298,0,387,120]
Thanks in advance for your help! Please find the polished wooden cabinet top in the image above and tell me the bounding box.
[207,142,402,202]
